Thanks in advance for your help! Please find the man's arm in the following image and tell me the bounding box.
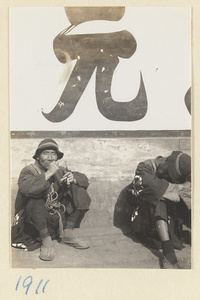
[162,183,180,202]
[135,161,169,205]
[58,168,90,189]
[18,167,51,197]
[73,172,90,189]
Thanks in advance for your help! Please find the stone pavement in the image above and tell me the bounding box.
[11,226,191,269]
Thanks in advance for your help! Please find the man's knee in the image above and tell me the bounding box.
[26,198,46,210]
[26,198,48,220]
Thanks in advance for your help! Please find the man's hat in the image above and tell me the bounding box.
[167,151,191,183]
[33,139,64,160]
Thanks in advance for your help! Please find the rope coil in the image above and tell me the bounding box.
[45,183,66,214]
[45,183,66,238]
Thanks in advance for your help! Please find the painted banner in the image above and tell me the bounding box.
[10,7,191,131]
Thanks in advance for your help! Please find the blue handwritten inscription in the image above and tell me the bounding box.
[15,276,50,295]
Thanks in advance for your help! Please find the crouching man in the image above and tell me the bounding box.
[11,139,91,261]
[126,151,191,269]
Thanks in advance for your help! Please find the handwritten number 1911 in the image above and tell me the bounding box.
[15,276,49,295]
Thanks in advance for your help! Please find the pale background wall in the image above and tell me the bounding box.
[10,133,191,228]
[9,7,191,228]
[10,7,191,131]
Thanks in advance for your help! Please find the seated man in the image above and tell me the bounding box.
[126,151,191,269]
[11,139,91,261]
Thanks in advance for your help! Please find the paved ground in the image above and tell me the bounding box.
[11,226,191,269]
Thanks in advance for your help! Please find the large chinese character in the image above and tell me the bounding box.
[42,7,148,122]
[185,87,191,114]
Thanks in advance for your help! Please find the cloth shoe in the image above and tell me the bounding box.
[39,245,55,261]
[39,236,55,261]
[61,228,89,249]
[161,256,182,269]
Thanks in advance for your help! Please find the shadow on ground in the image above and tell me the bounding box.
[113,185,191,269]
[11,186,191,269]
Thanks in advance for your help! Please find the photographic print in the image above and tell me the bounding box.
[10,6,191,271]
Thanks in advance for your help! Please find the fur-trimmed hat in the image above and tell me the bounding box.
[167,151,191,183]
[32,139,64,160]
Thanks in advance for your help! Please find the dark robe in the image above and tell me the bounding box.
[11,161,91,250]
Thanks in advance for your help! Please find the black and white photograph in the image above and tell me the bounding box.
[2,1,200,299]
[9,6,192,270]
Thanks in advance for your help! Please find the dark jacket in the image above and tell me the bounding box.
[15,162,91,214]
[133,157,171,206]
